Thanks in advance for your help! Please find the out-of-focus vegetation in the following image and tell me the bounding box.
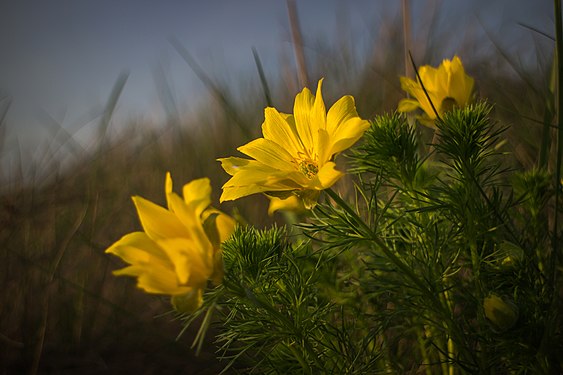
[0,2,558,373]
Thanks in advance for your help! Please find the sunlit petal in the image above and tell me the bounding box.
[293,85,316,154]
[329,117,371,156]
[326,95,358,135]
[267,195,305,216]
[311,78,327,131]
[106,231,170,266]
[183,178,212,218]
[157,237,210,286]
[262,107,302,157]
[397,98,421,113]
[314,162,344,189]
[214,212,236,243]
[165,172,173,209]
[114,265,190,295]
[132,196,189,240]
[218,156,254,176]
[238,138,295,170]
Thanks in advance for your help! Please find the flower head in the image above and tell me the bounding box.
[106,173,235,313]
[398,56,474,127]
[218,79,370,208]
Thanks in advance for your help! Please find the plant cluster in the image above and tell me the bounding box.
[106,56,562,374]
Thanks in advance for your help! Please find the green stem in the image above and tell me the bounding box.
[469,241,482,296]
[326,188,427,293]
[441,283,456,375]
[551,0,562,297]
[416,321,433,375]
[536,1,563,370]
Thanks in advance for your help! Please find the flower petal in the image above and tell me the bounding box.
[214,211,236,243]
[113,264,190,295]
[267,195,304,216]
[397,98,422,113]
[293,79,326,156]
[293,84,315,153]
[201,208,236,250]
[295,189,321,209]
[313,161,343,189]
[220,165,307,201]
[223,162,307,190]
[401,76,440,120]
[416,114,437,129]
[447,56,474,106]
[262,107,302,157]
[329,117,370,155]
[311,78,327,130]
[418,65,441,94]
[166,190,211,250]
[106,231,170,266]
[220,167,307,201]
[183,178,212,218]
[238,138,295,171]
[165,172,173,210]
[220,184,272,202]
[218,156,253,176]
[157,237,211,286]
[132,196,189,241]
[326,95,359,135]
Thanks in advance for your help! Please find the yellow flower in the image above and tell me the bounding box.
[106,173,235,313]
[398,56,474,127]
[218,79,370,208]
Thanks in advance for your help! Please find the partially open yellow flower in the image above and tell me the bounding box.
[398,56,474,127]
[218,79,370,208]
[106,173,235,313]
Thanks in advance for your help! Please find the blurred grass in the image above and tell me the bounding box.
[0,2,558,373]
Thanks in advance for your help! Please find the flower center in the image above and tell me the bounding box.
[298,159,319,179]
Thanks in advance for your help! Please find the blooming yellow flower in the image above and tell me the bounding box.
[106,173,235,313]
[218,79,370,208]
[398,56,474,127]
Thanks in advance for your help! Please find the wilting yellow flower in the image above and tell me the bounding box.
[218,79,370,208]
[106,173,235,313]
[398,56,474,127]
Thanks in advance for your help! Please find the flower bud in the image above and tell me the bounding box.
[498,241,524,268]
[171,289,203,314]
[484,294,519,331]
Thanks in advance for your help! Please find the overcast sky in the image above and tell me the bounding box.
[0,0,555,157]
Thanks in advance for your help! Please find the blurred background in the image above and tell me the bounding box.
[0,0,556,373]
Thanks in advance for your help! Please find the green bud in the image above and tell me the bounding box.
[498,241,524,268]
[484,294,519,331]
[171,289,203,314]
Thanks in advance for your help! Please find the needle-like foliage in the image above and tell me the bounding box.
[211,225,384,374]
[185,101,563,374]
